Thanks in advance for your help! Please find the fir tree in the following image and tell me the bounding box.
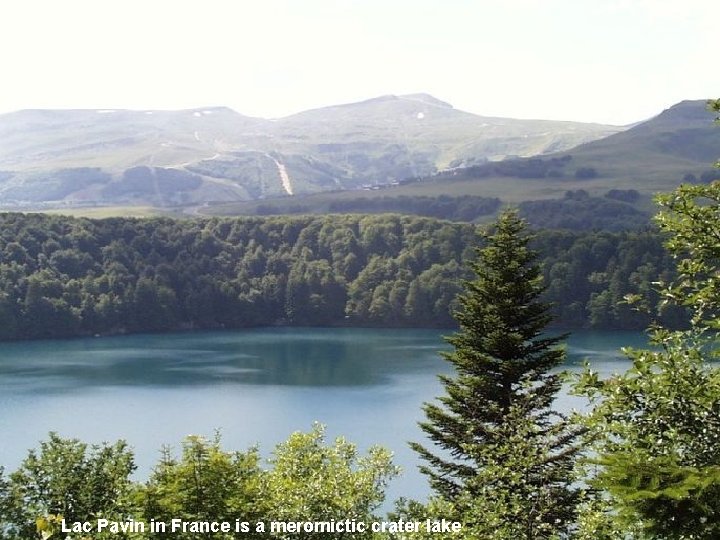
[411,209,580,537]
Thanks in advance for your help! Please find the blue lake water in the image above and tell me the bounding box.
[0,327,647,505]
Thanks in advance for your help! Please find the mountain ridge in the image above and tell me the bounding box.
[0,94,639,209]
[196,98,718,225]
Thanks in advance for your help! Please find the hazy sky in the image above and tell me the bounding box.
[0,0,717,125]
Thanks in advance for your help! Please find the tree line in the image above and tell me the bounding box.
[0,212,684,341]
[251,190,649,232]
[0,426,397,539]
[254,194,501,222]
[518,189,650,231]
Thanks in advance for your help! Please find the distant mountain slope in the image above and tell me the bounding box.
[391,99,720,206]
[551,100,720,181]
[0,95,621,209]
[0,107,269,170]
[199,99,719,229]
[275,93,620,177]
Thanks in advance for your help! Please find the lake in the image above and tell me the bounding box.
[0,327,647,506]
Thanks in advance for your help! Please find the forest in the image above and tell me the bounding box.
[226,190,650,232]
[0,211,684,341]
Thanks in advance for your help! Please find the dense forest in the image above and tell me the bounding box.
[255,195,502,222]
[0,212,682,341]
[234,190,650,232]
[518,189,650,231]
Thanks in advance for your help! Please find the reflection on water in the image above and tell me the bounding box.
[0,327,645,504]
[0,328,457,391]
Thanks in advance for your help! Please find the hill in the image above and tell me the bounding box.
[550,99,720,185]
[201,100,718,230]
[381,99,720,199]
[0,95,620,209]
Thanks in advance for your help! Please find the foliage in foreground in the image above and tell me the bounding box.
[575,330,720,538]
[0,434,135,539]
[404,105,720,538]
[574,180,720,539]
[0,425,398,539]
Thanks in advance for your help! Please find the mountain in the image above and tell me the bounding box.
[547,100,720,184]
[391,99,720,205]
[197,99,719,230]
[0,95,621,209]
[275,93,620,177]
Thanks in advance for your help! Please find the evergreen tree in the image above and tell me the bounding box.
[410,209,580,537]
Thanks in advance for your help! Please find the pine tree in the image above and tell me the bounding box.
[410,209,580,537]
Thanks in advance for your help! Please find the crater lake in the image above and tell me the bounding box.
[0,327,646,505]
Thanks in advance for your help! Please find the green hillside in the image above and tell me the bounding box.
[549,99,720,187]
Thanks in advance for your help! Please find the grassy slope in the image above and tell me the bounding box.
[40,206,171,219]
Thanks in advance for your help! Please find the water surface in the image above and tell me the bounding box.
[0,327,646,504]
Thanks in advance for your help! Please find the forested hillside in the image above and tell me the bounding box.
[0,213,681,341]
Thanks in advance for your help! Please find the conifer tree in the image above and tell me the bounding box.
[411,209,580,536]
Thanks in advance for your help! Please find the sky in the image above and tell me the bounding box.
[0,0,717,125]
